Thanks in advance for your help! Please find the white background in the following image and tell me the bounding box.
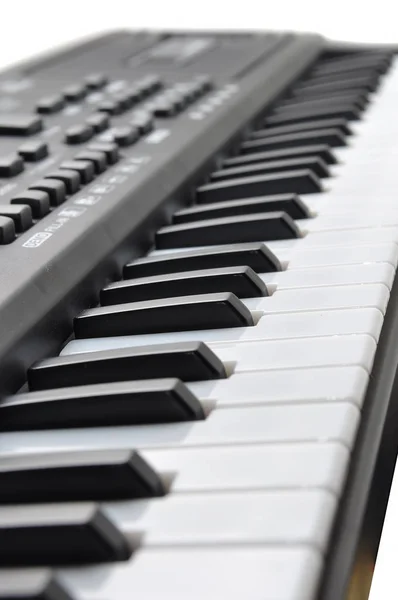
[1,1,397,598]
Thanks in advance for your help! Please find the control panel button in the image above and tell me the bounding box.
[0,114,43,136]
[0,154,24,177]
[45,170,81,194]
[36,95,65,114]
[0,205,32,232]
[87,142,119,164]
[130,112,154,134]
[63,84,87,101]
[85,73,108,89]
[74,150,107,174]
[18,141,49,162]
[65,124,94,145]
[11,190,50,218]
[112,125,140,147]
[86,113,109,133]
[97,100,123,116]
[60,160,95,184]
[30,179,67,206]
[0,216,15,244]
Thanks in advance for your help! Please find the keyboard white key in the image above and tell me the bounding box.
[59,546,323,600]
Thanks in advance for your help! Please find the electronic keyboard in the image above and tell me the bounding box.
[0,28,396,600]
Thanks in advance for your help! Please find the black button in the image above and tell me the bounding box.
[112,125,140,147]
[18,141,49,162]
[212,157,330,180]
[36,95,65,114]
[130,112,154,134]
[87,142,119,164]
[0,216,15,244]
[237,144,337,165]
[97,100,123,116]
[75,292,253,338]
[45,170,81,194]
[0,114,43,136]
[102,266,267,305]
[1,379,204,429]
[195,75,213,93]
[161,91,187,111]
[173,82,201,102]
[0,503,130,565]
[174,194,310,223]
[113,91,135,111]
[156,212,300,249]
[125,86,144,104]
[30,179,66,206]
[85,73,108,89]
[63,84,87,101]
[0,569,73,600]
[74,150,107,173]
[86,112,110,133]
[0,205,32,232]
[151,99,178,117]
[0,449,164,502]
[124,242,281,278]
[29,341,225,390]
[0,154,24,177]
[253,118,352,138]
[11,190,50,218]
[197,170,322,203]
[60,160,95,184]
[136,74,162,95]
[65,124,94,145]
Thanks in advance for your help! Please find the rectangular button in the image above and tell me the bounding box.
[0,503,130,565]
[74,293,253,338]
[0,114,43,136]
[101,267,267,305]
[124,244,281,278]
[156,213,301,249]
[28,341,226,390]
[196,170,322,203]
[0,379,204,431]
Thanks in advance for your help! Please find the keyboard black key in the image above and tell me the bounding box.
[0,217,15,245]
[101,266,267,305]
[228,144,337,165]
[87,142,119,164]
[211,157,329,180]
[44,170,80,194]
[29,180,66,207]
[267,104,361,125]
[18,141,49,162]
[124,243,281,278]
[0,379,204,430]
[196,170,321,203]
[74,150,107,174]
[85,112,110,133]
[0,115,42,136]
[156,212,300,249]
[174,194,310,223]
[63,84,87,101]
[11,190,50,219]
[36,94,65,114]
[0,503,130,565]
[293,75,378,95]
[241,129,347,153]
[0,155,24,177]
[0,449,165,502]
[0,205,32,233]
[0,569,73,600]
[65,124,94,145]
[313,56,390,77]
[74,292,253,338]
[252,118,352,137]
[60,160,95,184]
[276,93,367,112]
[29,341,226,389]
